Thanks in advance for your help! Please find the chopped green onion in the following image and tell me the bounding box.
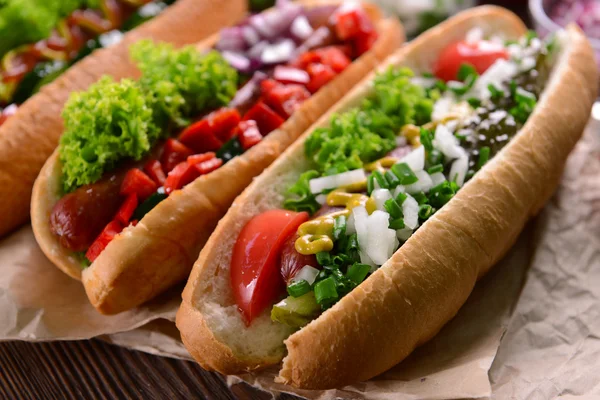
[316,251,332,266]
[333,216,346,241]
[427,181,457,208]
[346,263,371,285]
[422,72,434,78]
[435,80,447,92]
[525,30,537,45]
[418,204,434,220]
[457,63,477,81]
[372,170,389,189]
[367,174,376,196]
[287,280,312,298]
[411,192,428,205]
[476,146,490,170]
[420,127,433,152]
[454,132,467,140]
[391,163,418,185]
[389,217,405,230]
[314,277,338,306]
[488,84,504,101]
[384,198,403,219]
[428,149,442,165]
[509,80,518,97]
[427,164,443,174]
[467,97,481,108]
[384,170,400,188]
[395,192,408,205]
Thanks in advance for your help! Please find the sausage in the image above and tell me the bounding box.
[50,173,124,252]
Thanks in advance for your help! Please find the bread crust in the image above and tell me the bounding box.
[176,6,598,389]
[31,2,404,314]
[0,0,247,238]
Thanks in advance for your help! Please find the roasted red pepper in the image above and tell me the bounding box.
[120,169,157,201]
[86,220,123,263]
[262,82,311,119]
[115,194,138,225]
[315,47,351,73]
[164,162,200,194]
[235,120,263,150]
[306,63,336,93]
[194,157,223,175]
[143,159,167,186]
[243,101,285,135]
[161,138,194,173]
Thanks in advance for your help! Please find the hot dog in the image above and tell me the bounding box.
[175,6,598,389]
[31,0,404,314]
[0,0,248,237]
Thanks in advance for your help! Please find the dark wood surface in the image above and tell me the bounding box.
[0,339,300,400]
[0,3,531,400]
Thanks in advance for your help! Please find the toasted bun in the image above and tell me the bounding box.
[176,6,598,389]
[31,1,404,314]
[0,0,247,238]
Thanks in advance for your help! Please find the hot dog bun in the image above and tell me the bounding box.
[0,0,247,238]
[31,1,404,313]
[175,6,598,389]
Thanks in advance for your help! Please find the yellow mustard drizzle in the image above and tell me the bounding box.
[364,156,398,172]
[294,182,376,255]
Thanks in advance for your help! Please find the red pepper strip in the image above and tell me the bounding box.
[194,157,223,175]
[120,169,157,201]
[243,101,284,136]
[306,63,336,94]
[262,82,310,119]
[164,162,200,194]
[85,220,123,263]
[70,9,112,34]
[334,10,362,40]
[209,108,242,142]
[115,194,138,225]
[355,30,378,57]
[236,120,263,150]
[161,138,194,173]
[315,47,351,73]
[290,51,322,70]
[187,152,216,165]
[178,119,223,153]
[144,159,167,186]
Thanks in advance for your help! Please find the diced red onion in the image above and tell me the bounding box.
[291,15,314,41]
[247,40,269,60]
[216,27,247,52]
[294,26,336,56]
[305,5,338,28]
[229,71,267,109]
[242,26,260,47]
[261,39,296,64]
[222,51,251,72]
[273,65,310,84]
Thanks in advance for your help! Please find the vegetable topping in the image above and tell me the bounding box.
[231,29,559,327]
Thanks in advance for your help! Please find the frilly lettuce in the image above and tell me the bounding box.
[59,77,158,193]
[59,41,238,192]
[130,40,238,127]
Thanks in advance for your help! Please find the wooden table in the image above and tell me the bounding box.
[0,2,531,399]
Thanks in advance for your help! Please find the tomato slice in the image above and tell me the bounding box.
[231,209,310,324]
[433,40,509,82]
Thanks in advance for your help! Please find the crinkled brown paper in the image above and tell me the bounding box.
[1,120,599,399]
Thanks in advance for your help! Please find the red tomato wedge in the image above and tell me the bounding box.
[231,210,309,325]
[433,40,509,82]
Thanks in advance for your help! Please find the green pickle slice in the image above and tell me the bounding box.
[271,292,320,329]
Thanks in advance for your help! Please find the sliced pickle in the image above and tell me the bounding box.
[271,292,320,329]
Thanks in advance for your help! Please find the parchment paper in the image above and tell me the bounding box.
[1,121,598,399]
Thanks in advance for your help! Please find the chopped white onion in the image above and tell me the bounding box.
[395,135,408,147]
[410,76,436,88]
[359,251,377,271]
[293,265,320,285]
[309,169,366,194]
[396,228,413,241]
[353,206,369,257]
[470,59,518,100]
[399,145,425,172]
[291,15,313,40]
[430,172,447,186]
[402,195,419,229]
[366,211,396,266]
[315,194,327,205]
[405,170,434,194]
[433,124,465,160]
[432,95,454,122]
[449,155,469,187]
[222,51,250,71]
[346,212,356,235]
[247,40,269,59]
[372,189,392,211]
[261,39,296,64]
[465,27,483,44]
[98,30,123,48]
[393,185,405,197]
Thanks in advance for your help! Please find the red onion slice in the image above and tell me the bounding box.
[261,39,296,64]
[273,65,310,84]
